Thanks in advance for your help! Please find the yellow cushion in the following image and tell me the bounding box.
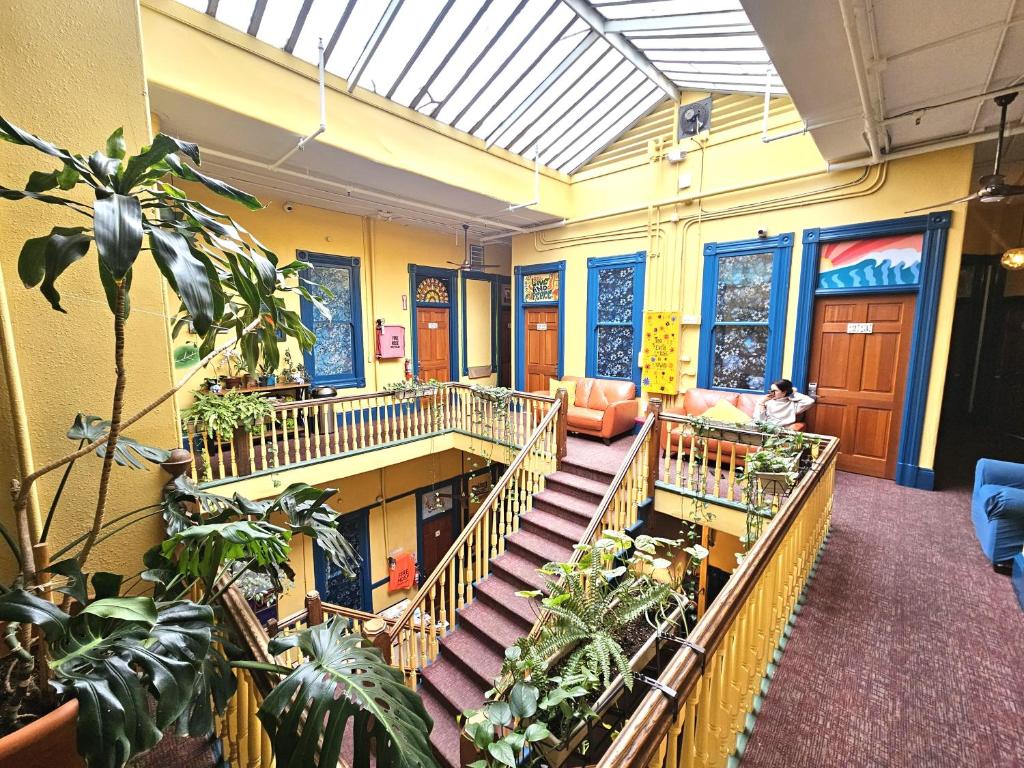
[699,398,752,425]
[549,379,577,404]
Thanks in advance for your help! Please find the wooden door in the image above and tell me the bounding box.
[524,307,559,391]
[807,294,915,479]
[421,513,454,577]
[416,307,450,382]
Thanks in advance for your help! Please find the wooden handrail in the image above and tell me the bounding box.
[387,398,563,642]
[596,436,840,767]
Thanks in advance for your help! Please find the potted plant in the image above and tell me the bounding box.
[258,362,278,387]
[0,116,436,768]
[218,349,244,389]
[182,391,274,476]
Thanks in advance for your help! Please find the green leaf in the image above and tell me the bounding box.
[486,740,517,768]
[504,645,522,661]
[508,682,538,719]
[57,163,80,190]
[94,192,143,279]
[524,722,551,742]
[26,170,59,192]
[120,134,199,190]
[105,127,126,160]
[40,227,91,312]
[43,558,90,606]
[0,114,92,177]
[68,414,170,468]
[258,620,437,768]
[0,184,91,210]
[98,261,132,318]
[148,228,214,334]
[91,572,124,601]
[83,596,158,624]
[0,587,69,643]
[164,154,262,210]
[88,151,121,186]
[17,233,48,287]
[485,701,512,727]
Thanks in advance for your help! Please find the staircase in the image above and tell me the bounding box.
[418,454,617,767]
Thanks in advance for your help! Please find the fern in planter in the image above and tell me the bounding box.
[182,390,274,441]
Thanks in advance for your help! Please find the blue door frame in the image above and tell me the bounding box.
[791,211,953,490]
[585,252,646,388]
[414,481,461,582]
[460,271,499,376]
[408,265,459,382]
[313,507,372,611]
[514,260,566,390]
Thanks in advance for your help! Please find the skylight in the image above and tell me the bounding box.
[180,0,782,173]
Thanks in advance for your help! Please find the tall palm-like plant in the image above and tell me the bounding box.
[0,117,434,768]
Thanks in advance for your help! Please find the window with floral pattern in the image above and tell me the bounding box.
[299,253,365,388]
[586,254,645,385]
[698,236,792,393]
[416,276,449,304]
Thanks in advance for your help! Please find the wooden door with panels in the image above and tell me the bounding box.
[806,294,915,479]
[524,307,559,391]
[416,307,451,382]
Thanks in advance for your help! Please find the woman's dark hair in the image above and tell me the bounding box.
[771,378,795,396]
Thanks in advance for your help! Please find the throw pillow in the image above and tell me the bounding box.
[549,379,577,404]
[699,398,752,425]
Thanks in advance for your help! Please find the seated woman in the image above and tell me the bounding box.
[756,378,815,427]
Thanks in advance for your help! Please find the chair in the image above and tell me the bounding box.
[971,459,1024,572]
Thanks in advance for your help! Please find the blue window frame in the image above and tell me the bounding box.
[313,507,371,611]
[299,252,365,389]
[698,234,793,393]
[586,253,646,387]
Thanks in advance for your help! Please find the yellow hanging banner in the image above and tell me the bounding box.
[641,311,680,395]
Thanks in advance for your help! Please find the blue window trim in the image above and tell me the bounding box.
[408,265,460,382]
[312,506,372,612]
[792,211,952,490]
[298,251,366,389]
[585,252,646,388]
[514,261,566,390]
[697,234,793,394]
[460,271,499,376]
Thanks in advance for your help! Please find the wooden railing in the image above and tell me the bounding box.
[595,436,840,767]
[183,383,557,484]
[388,396,564,686]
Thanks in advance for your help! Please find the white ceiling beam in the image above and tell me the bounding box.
[558,0,680,100]
[605,14,745,33]
[346,0,403,93]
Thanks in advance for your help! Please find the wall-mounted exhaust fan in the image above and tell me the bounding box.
[448,224,501,270]
[907,92,1023,213]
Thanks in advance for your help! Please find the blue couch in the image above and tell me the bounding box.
[972,459,1024,569]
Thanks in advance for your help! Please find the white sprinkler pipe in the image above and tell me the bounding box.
[270,37,327,169]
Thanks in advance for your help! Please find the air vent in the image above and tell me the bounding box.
[678,97,712,139]
[469,244,485,266]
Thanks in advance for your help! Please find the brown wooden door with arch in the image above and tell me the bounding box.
[416,307,451,382]
[524,307,559,391]
[806,293,915,479]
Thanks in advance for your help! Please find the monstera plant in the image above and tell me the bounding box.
[0,116,434,768]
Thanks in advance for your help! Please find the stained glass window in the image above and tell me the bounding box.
[416,277,449,304]
[300,253,365,388]
[587,256,644,384]
[523,272,559,303]
[700,239,791,393]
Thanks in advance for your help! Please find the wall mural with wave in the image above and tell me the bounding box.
[818,233,923,291]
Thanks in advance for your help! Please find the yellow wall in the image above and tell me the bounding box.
[171,190,511,406]
[0,0,180,582]
[513,95,974,472]
[275,449,485,616]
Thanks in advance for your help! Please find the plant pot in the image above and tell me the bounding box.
[263,374,277,386]
[0,699,84,768]
[223,376,242,390]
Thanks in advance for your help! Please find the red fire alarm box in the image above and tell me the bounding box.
[376,324,405,359]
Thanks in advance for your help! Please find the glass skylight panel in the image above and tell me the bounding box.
[323,0,382,78]
[291,0,350,65]
[253,0,305,49]
[176,0,206,11]
[215,0,257,33]
[593,0,740,19]
[354,0,449,97]
[558,88,663,172]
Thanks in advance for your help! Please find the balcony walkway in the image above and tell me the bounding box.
[742,472,1024,767]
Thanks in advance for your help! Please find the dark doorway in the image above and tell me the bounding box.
[935,254,1024,488]
[498,305,512,388]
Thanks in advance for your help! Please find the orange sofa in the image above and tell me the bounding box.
[660,388,805,459]
[548,376,638,443]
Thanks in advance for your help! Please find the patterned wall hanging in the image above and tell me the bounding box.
[523,272,559,303]
[818,233,923,290]
[641,311,680,395]
[416,276,449,304]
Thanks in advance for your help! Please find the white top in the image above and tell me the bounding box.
[755,391,815,426]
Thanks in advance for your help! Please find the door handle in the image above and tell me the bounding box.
[808,382,818,397]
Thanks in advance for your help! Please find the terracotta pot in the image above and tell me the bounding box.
[223,376,242,390]
[0,700,84,768]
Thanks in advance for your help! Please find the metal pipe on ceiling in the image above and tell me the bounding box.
[270,37,326,169]
[838,0,881,164]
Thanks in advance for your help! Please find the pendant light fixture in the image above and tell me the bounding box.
[1002,216,1024,270]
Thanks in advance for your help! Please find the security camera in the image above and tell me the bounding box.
[757,228,768,238]
[282,201,297,213]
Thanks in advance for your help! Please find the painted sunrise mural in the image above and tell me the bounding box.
[818,233,923,291]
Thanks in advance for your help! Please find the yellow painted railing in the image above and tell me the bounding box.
[388,395,565,686]
[183,383,555,484]
[595,435,840,767]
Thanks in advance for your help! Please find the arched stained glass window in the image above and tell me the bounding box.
[416,277,449,304]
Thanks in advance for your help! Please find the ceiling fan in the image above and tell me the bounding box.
[907,92,1024,213]
[447,223,502,271]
